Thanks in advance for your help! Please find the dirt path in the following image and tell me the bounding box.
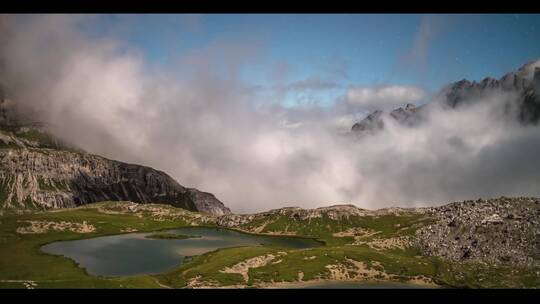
[152,278,172,289]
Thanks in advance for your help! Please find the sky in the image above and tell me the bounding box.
[89,14,540,106]
[1,14,540,213]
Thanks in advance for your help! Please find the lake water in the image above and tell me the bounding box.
[41,227,321,277]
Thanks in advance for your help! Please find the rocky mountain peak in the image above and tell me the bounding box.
[480,76,499,89]
[351,103,422,134]
[405,103,416,112]
[352,58,540,134]
[351,110,384,132]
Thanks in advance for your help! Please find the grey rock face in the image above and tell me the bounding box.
[185,189,231,216]
[0,148,231,215]
[389,103,420,125]
[415,197,540,267]
[351,110,384,133]
[351,103,424,134]
[0,82,231,216]
[351,59,540,133]
[440,59,540,123]
[0,148,230,215]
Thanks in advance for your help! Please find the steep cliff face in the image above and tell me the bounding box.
[0,123,231,216]
[0,147,230,215]
[438,61,540,123]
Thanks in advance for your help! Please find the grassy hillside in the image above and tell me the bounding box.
[0,201,538,288]
[0,201,214,288]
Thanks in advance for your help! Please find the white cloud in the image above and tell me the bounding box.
[345,85,426,111]
[1,15,539,213]
[400,15,451,69]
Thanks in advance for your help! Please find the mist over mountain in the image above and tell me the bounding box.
[1,15,540,213]
[351,59,540,133]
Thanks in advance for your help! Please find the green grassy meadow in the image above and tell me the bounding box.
[0,201,537,289]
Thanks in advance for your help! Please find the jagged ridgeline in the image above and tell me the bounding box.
[0,86,230,216]
[351,60,540,134]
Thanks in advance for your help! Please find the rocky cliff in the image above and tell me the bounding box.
[351,59,540,134]
[0,83,230,216]
[440,61,540,125]
[0,147,230,215]
[0,111,229,216]
[351,103,423,134]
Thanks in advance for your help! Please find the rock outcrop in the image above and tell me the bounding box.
[415,197,540,267]
[351,103,426,134]
[0,146,230,215]
[351,110,385,133]
[0,82,231,216]
[437,60,540,123]
[0,112,230,216]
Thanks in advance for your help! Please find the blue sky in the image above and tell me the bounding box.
[89,14,540,107]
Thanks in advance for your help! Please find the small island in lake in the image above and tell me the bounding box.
[145,232,201,240]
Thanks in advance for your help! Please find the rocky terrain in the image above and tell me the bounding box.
[441,60,540,119]
[217,204,424,228]
[415,197,540,268]
[0,87,230,216]
[1,197,538,289]
[0,137,230,215]
[217,197,540,269]
[351,59,540,133]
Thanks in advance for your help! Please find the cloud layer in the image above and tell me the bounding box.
[345,85,426,111]
[1,15,539,213]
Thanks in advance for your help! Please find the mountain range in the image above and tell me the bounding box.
[351,59,540,133]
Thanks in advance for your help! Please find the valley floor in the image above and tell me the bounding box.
[0,201,538,289]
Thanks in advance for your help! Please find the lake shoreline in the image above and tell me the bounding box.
[40,226,321,277]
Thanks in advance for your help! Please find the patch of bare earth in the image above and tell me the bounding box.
[333,227,413,250]
[249,221,270,233]
[256,258,437,288]
[352,236,413,250]
[333,227,381,239]
[324,259,390,281]
[186,275,245,289]
[16,220,95,234]
[220,253,288,282]
[95,202,214,224]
